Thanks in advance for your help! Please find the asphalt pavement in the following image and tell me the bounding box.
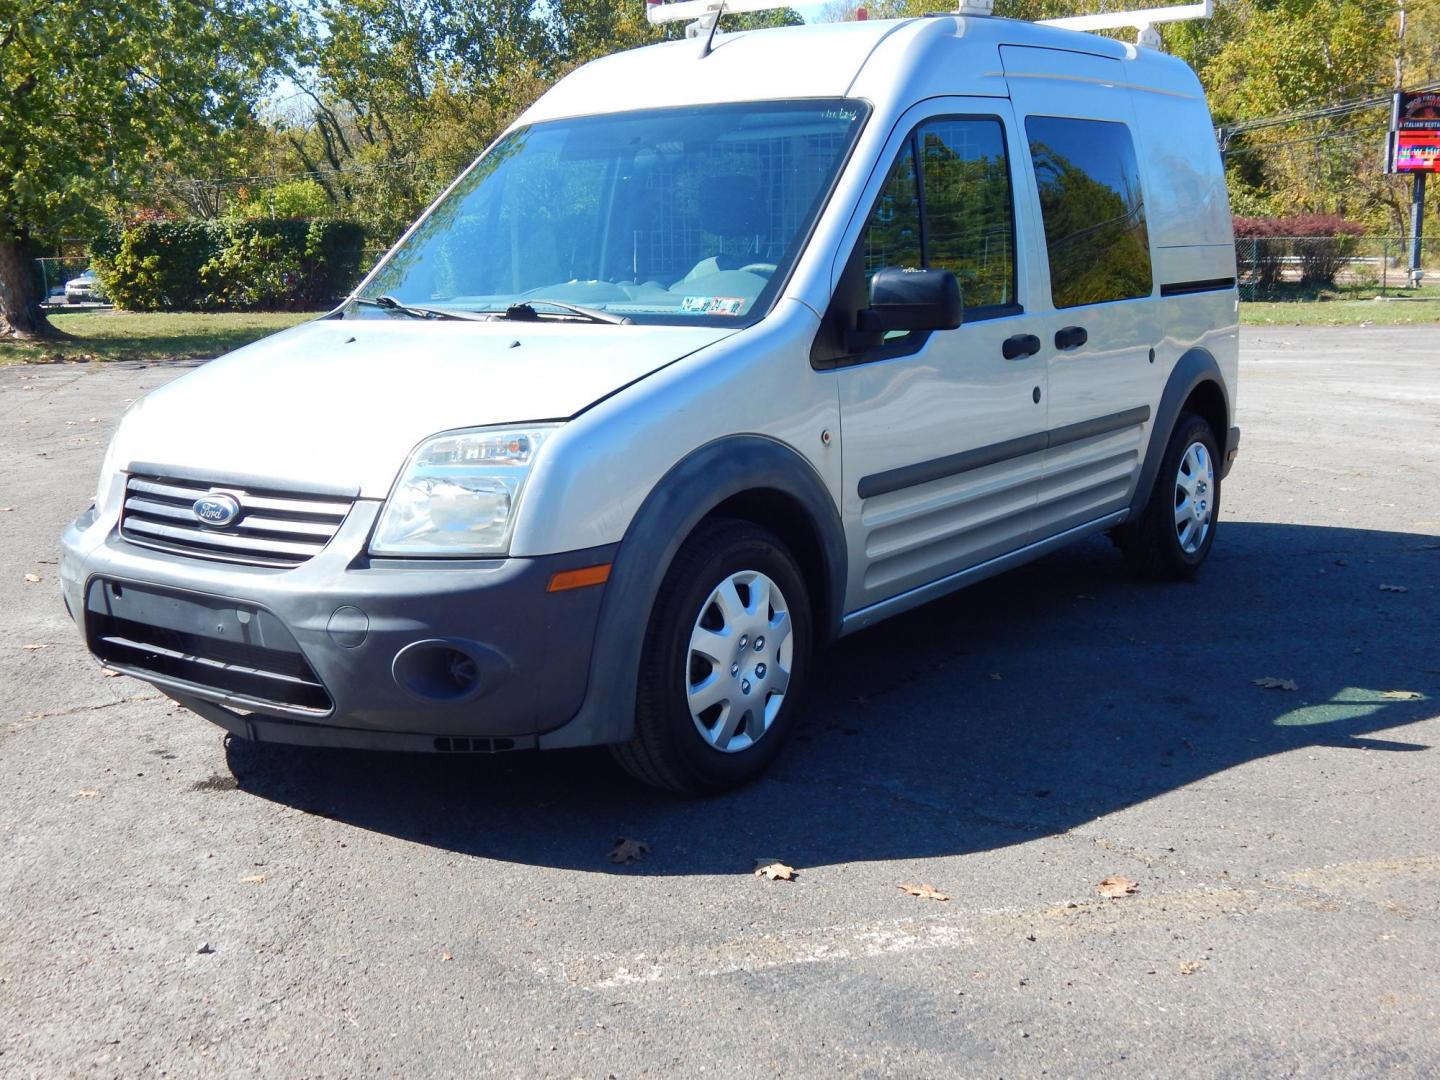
[1,325,1437,1077]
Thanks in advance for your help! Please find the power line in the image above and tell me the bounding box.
[1221,128,1378,158]
[160,156,425,190]
[1218,80,1440,151]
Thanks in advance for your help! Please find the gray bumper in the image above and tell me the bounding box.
[60,501,615,751]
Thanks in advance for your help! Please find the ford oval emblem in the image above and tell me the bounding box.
[192,493,241,527]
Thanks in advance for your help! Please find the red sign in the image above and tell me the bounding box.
[1388,91,1440,173]
[1395,130,1440,173]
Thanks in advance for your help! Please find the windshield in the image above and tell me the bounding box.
[354,100,868,326]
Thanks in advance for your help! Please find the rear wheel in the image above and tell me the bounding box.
[1118,412,1220,580]
[611,519,812,795]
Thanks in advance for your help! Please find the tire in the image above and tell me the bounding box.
[611,518,813,796]
[1118,412,1221,580]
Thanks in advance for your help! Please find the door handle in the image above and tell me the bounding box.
[1001,333,1042,360]
[1055,325,1088,350]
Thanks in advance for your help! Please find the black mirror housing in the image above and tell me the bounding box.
[857,267,963,334]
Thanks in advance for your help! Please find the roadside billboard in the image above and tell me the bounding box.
[1388,90,1440,173]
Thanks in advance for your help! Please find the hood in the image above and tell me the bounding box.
[114,316,733,498]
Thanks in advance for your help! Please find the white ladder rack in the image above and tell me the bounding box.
[644,0,1214,50]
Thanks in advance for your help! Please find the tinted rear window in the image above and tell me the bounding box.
[1025,116,1152,308]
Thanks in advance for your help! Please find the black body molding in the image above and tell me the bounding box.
[858,405,1151,500]
[1158,277,1237,298]
[539,435,848,749]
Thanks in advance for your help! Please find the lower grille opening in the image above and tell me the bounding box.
[91,611,332,714]
[433,737,518,754]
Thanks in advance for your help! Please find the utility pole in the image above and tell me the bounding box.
[1412,172,1427,288]
[1396,0,1426,287]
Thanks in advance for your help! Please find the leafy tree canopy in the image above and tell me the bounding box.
[0,0,301,334]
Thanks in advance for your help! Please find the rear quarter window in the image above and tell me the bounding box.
[1025,116,1153,308]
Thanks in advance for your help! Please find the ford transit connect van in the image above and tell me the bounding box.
[61,9,1239,794]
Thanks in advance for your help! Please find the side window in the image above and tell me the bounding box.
[918,119,1016,309]
[858,117,1017,314]
[862,141,921,276]
[1024,116,1153,308]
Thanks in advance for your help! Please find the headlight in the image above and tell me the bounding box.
[370,425,559,556]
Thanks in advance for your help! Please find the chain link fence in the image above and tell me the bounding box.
[1236,236,1439,301]
[34,246,388,306]
[34,256,97,302]
[35,238,1438,308]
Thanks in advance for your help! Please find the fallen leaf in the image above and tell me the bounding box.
[1380,690,1422,701]
[754,860,797,881]
[23,573,40,583]
[608,838,651,864]
[898,883,949,902]
[441,951,454,962]
[1379,584,1409,593]
[1097,875,1139,899]
[239,874,267,884]
[102,669,122,678]
[1178,960,1203,975]
[1253,677,1298,691]
[196,942,214,955]
[71,790,99,798]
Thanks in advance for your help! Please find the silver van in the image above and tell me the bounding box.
[61,9,1240,793]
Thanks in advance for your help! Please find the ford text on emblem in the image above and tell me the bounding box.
[192,493,242,527]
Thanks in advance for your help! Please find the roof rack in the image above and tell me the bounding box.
[644,0,1213,50]
[1038,0,1213,49]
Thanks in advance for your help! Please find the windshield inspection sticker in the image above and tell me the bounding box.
[679,296,746,316]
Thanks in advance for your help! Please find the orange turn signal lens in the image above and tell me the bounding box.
[546,563,612,593]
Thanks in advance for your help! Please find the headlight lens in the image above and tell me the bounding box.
[370,425,559,556]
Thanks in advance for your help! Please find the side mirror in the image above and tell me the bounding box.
[857,267,962,334]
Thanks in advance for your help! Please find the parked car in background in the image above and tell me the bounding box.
[64,269,104,304]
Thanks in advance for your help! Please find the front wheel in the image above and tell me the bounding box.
[1118,412,1221,580]
[611,519,812,795]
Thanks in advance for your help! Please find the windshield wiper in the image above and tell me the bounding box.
[496,300,632,326]
[353,295,488,321]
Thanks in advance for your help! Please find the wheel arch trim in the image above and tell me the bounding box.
[539,434,846,749]
[1130,347,1231,520]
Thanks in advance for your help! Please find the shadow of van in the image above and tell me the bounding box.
[224,521,1438,874]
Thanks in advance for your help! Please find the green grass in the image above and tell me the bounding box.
[1240,297,1440,326]
[0,309,317,365]
[1240,280,1440,326]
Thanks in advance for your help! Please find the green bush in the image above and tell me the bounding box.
[230,179,334,220]
[97,220,220,311]
[94,218,365,311]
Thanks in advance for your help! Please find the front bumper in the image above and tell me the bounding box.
[60,500,615,751]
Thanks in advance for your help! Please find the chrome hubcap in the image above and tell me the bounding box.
[685,569,794,753]
[1174,440,1215,555]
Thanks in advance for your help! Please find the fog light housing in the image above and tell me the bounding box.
[392,639,486,702]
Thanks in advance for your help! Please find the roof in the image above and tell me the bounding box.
[517,15,1204,128]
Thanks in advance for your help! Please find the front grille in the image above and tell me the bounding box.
[120,473,353,568]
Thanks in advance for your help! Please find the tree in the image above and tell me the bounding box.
[0,0,298,337]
